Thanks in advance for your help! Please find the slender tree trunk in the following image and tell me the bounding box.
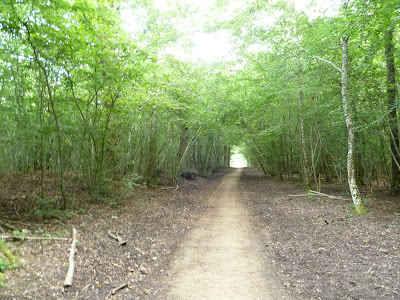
[38,78,45,198]
[223,146,231,167]
[251,143,268,175]
[25,25,67,208]
[227,146,231,167]
[223,146,229,167]
[175,126,189,180]
[341,35,366,214]
[385,29,400,194]
[298,86,311,190]
[145,112,158,186]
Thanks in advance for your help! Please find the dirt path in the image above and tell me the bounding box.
[165,169,276,299]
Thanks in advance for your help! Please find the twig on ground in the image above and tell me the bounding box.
[107,231,127,246]
[0,236,68,241]
[13,204,20,218]
[55,219,70,228]
[64,228,78,290]
[308,190,349,201]
[391,290,400,296]
[7,220,35,229]
[111,283,128,295]
[82,284,91,292]
[365,263,375,274]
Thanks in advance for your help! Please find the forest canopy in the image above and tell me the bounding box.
[1,0,400,213]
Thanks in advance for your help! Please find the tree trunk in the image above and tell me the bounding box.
[145,113,158,186]
[251,143,268,175]
[298,85,311,190]
[25,25,67,208]
[341,35,366,214]
[227,146,231,167]
[223,146,229,167]
[175,126,189,179]
[385,29,400,194]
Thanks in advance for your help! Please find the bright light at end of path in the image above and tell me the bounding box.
[231,152,248,168]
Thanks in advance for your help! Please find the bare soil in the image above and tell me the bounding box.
[0,167,400,299]
[0,172,222,299]
[161,169,281,299]
[239,168,400,300]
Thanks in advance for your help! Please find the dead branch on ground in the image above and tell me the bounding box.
[0,235,68,241]
[107,231,127,246]
[289,190,350,201]
[64,228,78,290]
[308,190,349,200]
[111,283,128,295]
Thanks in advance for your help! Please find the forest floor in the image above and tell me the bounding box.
[0,168,400,299]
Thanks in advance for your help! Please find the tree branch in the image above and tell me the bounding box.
[64,228,78,289]
[314,56,342,73]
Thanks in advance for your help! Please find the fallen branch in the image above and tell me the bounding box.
[111,283,128,295]
[308,190,349,200]
[5,220,35,229]
[288,194,308,197]
[0,235,68,241]
[107,231,127,246]
[64,228,78,290]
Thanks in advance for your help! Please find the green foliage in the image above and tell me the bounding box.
[106,200,121,209]
[0,0,398,216]
[347,202,367,217]
[34,197,74,219]
[346,204,356,217]
[11,229,29,241]
[0,258,8,273]
[122,173,142,190]
[0,240,19,286]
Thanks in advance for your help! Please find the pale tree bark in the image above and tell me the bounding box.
[315,32,366,214]
[341,36,366,214]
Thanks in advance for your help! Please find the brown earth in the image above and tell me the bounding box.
[0,168,400,299]
[239,168,400,300]
[161,169,282,299]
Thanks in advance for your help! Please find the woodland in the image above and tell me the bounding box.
[1,0,400,298]
[1,0,400,212]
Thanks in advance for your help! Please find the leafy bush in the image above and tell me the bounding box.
[0,257,8,272]
[12,229,29,240]
[122,173,142,190]
[0,241,19,286]
[34,197,75,219]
